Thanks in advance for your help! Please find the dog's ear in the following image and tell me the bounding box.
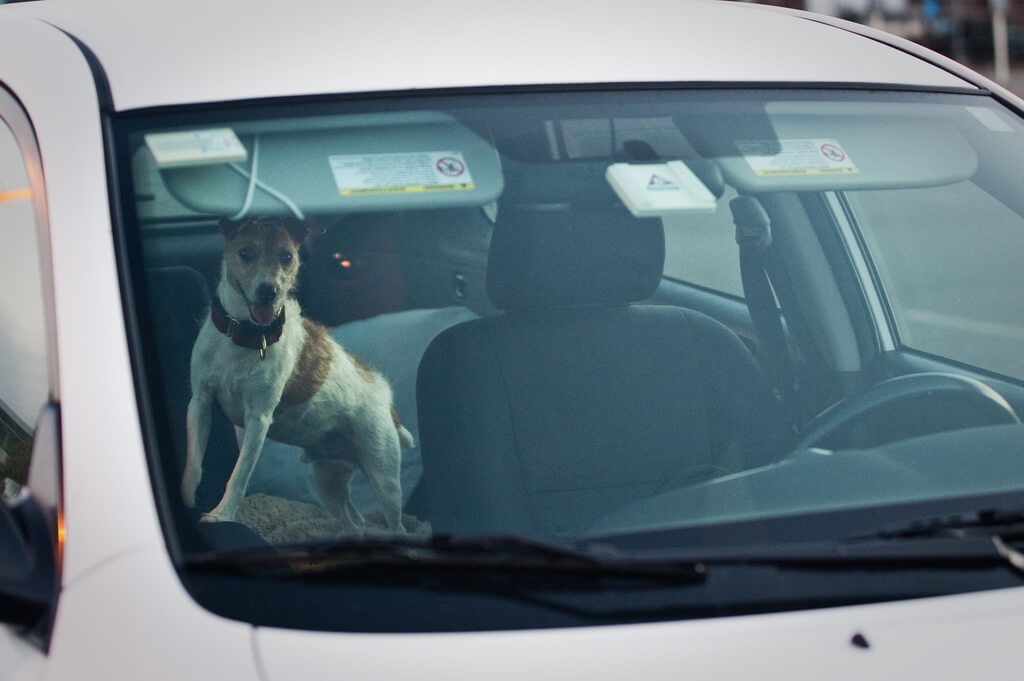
[284,218,326,246]
[219,217,244,240]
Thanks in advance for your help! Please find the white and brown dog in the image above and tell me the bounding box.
[181,216,412,534]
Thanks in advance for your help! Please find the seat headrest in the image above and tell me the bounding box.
[486,205,665,310]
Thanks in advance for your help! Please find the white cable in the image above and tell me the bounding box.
[229,136,260,220]
[228,136,305,220]
[253,178,305,220]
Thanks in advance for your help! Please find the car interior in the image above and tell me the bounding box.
[119,90,1024,550]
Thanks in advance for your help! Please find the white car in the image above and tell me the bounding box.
[4,0,1024,678]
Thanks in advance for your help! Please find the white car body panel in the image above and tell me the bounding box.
[257,586,1024,681]
[41,550,257,681]
[0,11,255,680]
[0,1,1022,679]
[8,0,972,111]
[0,12,164,585]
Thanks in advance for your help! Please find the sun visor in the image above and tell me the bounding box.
[715,118,978,192]
[144,112,504,216]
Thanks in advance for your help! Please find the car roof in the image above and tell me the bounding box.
[4,0,977,111]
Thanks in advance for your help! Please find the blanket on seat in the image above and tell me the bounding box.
[238,493,431,544]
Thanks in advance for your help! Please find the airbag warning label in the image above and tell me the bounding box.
[736,139,858,176]
[329,151,475,195]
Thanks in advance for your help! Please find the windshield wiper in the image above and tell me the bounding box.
[873,506,1024,540]
[860,506,1024,573]
[184,534,708,585]
[184,506,1024,586]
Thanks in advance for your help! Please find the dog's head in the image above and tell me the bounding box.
[219,217,324,327]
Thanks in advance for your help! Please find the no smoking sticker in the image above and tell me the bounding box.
[435,156,466,177]
[736,138,858,176]
[329,150,475,196]
[819,143,845,162]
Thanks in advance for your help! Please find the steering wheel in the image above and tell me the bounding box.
[793,372,1020,452]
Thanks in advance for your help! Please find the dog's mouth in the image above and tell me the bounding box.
[249,302,278,327]
[229,276,283,327]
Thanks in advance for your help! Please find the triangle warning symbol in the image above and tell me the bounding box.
[648,174,675,187]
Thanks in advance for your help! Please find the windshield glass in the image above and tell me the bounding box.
[113,88,1024,632]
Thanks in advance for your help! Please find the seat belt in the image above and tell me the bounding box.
[730,195,798,429]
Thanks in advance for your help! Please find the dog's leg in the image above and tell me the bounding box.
[202,413,271,523]
[355,431,405,534]
[182,391,213,508]
[310,458,366,536]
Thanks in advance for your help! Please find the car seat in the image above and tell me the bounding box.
[416,173,792,537]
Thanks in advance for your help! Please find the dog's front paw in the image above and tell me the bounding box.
[200,510,234,523]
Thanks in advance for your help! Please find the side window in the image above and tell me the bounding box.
[662,185,744,298]
[850,181,1024,381]
[0,114,49,491]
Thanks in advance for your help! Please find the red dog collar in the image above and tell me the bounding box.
[210,296,285,359]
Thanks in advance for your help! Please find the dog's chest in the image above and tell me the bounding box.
[199,313,344,434]
[212,346,294,425]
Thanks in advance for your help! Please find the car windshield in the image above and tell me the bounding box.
[113,87,1024,632]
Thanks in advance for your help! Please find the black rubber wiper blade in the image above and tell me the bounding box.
[606,534,1016,572]
[871,507,1024,540]
[826,506,1024,575]
[184,534,708,584]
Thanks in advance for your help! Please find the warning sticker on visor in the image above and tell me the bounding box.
[736,139,858,176]
[329,151,475,196]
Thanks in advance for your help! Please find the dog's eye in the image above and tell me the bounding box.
[279,251,294,266]
[238,248,254,263]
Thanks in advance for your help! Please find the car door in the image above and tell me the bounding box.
[0,84,61,669]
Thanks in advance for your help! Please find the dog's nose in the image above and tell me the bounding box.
[254,283,279,304]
